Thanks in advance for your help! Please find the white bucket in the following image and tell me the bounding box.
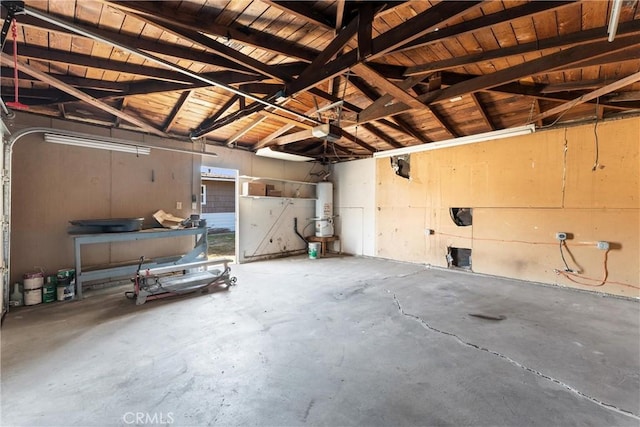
[23,275,44,290]
[24,288,42,305]
[308,242,320,259]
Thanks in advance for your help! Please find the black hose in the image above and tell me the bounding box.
[294,217,308,248]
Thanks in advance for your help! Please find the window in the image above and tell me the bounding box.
[201,184,206,205]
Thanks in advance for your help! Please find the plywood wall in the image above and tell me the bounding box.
[8,117,201,284]
[375,116,639,298]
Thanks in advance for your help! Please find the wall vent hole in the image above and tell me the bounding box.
[450,208,472,226]
[447,247,472,270]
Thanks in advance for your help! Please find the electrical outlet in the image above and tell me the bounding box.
[424,228,434,235]
[555,232,567,241]
[596,241,609,250]
[176,201,182,210]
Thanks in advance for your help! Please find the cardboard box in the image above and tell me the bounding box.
[153,209,186,229]
[242,181,267,196]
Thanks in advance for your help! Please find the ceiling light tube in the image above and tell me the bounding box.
[607,0,623,42]
[44,133,150,155]
[373,124,536,158]
[255,147,314,162]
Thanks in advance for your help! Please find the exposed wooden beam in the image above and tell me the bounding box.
[357,4,374,60]
[359,35,640,124]
[470,93,496,131]
[357,74,428,123]
[162,90,193,133]
[405,21,640,76]
[339,127,378,153]
[348,75,430,143]
[529,71,640,123]
[607,91,640,102]
[114,97,129,128]
[295,12,360,85]
[102,1,317,63]
[260,1,335,30]
[541,80,608,94]
[194,95,240,135]
[6,44,195,84]
[286,1,481,96]
[269,129,314,146]
[0,53,165,136]
[262,111,315,129]
[361,123,404,149]
[335,0,346,30]
[352,64,426,111]
[428,106,457,138]
[7,13,260,75]
[398,1,574,54]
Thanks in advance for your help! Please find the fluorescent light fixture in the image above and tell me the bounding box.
[607,0,622,42]
[256,147,314,162]
[373,124,536,158]
[44,133,150,155]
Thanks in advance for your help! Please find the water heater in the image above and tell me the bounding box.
[315,182,334,237]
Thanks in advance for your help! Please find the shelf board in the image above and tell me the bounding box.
[240,195,317,200]
[239,175,317,186]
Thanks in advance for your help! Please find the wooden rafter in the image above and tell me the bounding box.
[162,91,193,133]
[529,71,640,123]
[398,1,575,54]
[194,95,241,135]
[470,93,495,131]
[359,35,640,124]
[6,44,196,84]
[405,20,640,76]
[7,13,260,75]
[0,52,165,136]
[102,1,317,63]
[259,1,336,30]
[428,106,457,138]
[286,1,481,96]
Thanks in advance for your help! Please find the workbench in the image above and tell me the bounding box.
[72,227,208,299]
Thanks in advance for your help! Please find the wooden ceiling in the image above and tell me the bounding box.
[1,0,639,161]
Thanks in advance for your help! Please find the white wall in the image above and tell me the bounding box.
[333,158,376,257]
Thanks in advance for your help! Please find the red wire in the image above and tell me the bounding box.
[11,18,19,103]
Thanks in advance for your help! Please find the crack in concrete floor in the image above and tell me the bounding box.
[392,293,640,422]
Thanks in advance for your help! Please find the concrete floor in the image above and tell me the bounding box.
[2,256,639,426]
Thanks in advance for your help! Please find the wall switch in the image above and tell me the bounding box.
[192,202,197,210]
[555,232,567,241]
[176,201,182,210]
[596,241,609,250]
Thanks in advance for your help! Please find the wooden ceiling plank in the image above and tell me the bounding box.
[295,12,359,85]
[259,1,335,30]
[194,94,240,134]
[7,43,196,84]
[9,14,261,75]
[607,91,640,102]
[352,64,426,110]
[359,35,640,124]
[356,74,428,124]
[529,71,640,123]
[398,1,574,53]
[286,1,481,97]
[102,0,317,62]
[428,106,458,138]
[348,75,429,144]
[0,52,165,136]
[470,93,496,131]
[268,128,314,146]
[225,115,268,146]
[162,90,193,132]
[339,128,377,153]
[405,20,640,76]
[361,123,404,149]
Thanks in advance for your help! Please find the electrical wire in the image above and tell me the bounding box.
[559,240,572,272]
